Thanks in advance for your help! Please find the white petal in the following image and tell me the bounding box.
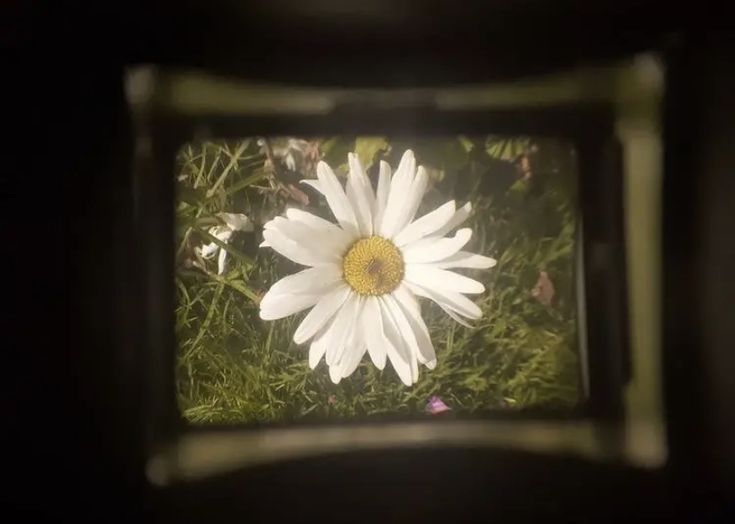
[261,228,320,267]
[199,242,219,259]
[392,284,436,366]
[346,152,374,236]
[210,225,232,239]
[339,346,366,379]
[200,227,232,259]
[405,265,485,294]
[392,283,420,314]
[402,228,472,264]
[346,182,371,238]
[309,324,331,369]
[285,208,354,248]
[259,291,324,321]
[265,217,345,263]
[432,202,472,238]
[300,179,323,194]
[372,160,391,231]
[333,324,367,381]
[379,150,416,238]
[405,281,482,321]
[383,166,430,242]
[264,265,343,297]
[316,161,359,236]
[364,297,387,370]
[432,251,497,269]
[324,293,361,366]
[407,343,420,380]
[393,200,456,247]
[293,285,352,344]
[394,149,417,184]
[218,212,253,232]
[383,161,429,239]
[440,307,475,329]
[378,297,416,386]
[400,166,429,230]
[262,218,279,231]
[382,294,432,375]
[348,153,374,204]
[262,226,332,267]
[217,247,228,275]
[208,225,234,243]
[259,267,343,321]
[329,361,343,383]
[285,208,339,232]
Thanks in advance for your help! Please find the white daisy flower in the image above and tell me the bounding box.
[196,212,253,275]
[259,150,496,386]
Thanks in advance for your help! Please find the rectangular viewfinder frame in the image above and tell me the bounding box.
[128,57,664,485]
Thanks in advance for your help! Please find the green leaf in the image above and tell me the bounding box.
[508,178,530,196]
[411,138,469,172]
[458,135,475,153]
[485,137,531,162]
[320,137,355,173]
[354,137,388,169]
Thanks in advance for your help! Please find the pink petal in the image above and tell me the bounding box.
[426,395,451,415]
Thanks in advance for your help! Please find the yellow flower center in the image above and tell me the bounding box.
[342,236,404,296]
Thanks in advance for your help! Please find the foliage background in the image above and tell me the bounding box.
[175,136,580,424]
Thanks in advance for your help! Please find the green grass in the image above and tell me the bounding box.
[174,136,580,424]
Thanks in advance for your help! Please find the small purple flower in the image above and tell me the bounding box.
[426,396,451,415]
